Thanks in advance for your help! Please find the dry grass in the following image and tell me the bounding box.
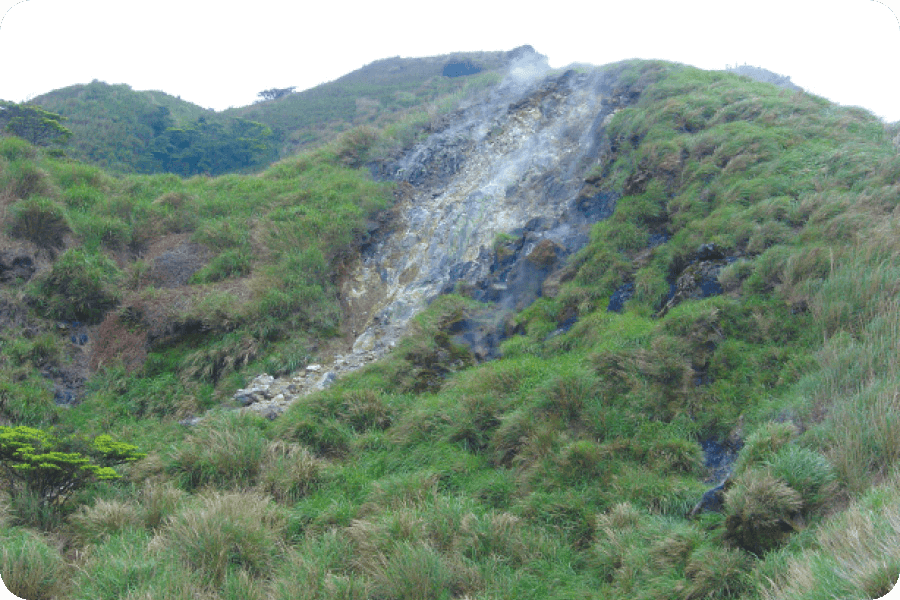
[68,498,142,545]
[762,474,900,600]
[724,469,803,555]
[152,490,285,586]
[258,441,323,503]
[0,529,68,600]
[135,480,186,530]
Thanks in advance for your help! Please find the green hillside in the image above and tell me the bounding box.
[224,49,517,154]
[28,81,216,172]
[1,58,899,600]
[25,48,517,175]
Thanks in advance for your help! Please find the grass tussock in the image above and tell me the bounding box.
[167,411,269,490]
[0,529,68,600]
[153,490,285,586]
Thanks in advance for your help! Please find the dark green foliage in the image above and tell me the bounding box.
[29,248,122,322]
[147,116,274,176]
[0,101,72,147]
[0,426,143,506]
[28,81,212,173]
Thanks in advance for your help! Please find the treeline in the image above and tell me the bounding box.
[21,82,276,176]
[144,110,275,176]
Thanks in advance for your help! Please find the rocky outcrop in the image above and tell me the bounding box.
[658,244,733,316]
[0,249,36,283]
[725,65,802,91]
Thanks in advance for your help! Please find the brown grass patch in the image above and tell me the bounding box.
[90,312,148,372]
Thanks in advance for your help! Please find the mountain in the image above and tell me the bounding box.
[224,47,531,155]
[26,48,529,174]
[1,50,900,600]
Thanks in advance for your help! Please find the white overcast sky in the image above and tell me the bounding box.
[0,0,898,121]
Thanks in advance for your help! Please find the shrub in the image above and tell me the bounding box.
[365,541,472,600]
[682,544,753,599]
[0,372,57,426]
[0,136,36,161]
[0,426,144,508]
[135,480,186,530]
[258,441,323,503]
[339,389,394,432]
[30,248,123,322]
[71,213,131,250]
[2,160,53,199]
[189,248,252,283]
[68,528,163,600]
[68,498,142,545]
[6,196,70,248]
[733,421,797,475]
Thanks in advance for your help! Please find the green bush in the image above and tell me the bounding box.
[190,248,252,283]
[765,445,836,509]
[1,160,53,199]
[733,421,797,475]
[68,498,142,545]
[0,371,57,426]
[71,213,131,250]
[258,441,322,503]
[29,248,122,322]
[0,135,37,161]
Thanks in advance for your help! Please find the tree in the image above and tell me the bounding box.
[257,87,296,101]
[0,426,145,507]
[0,101,72,146]
[148,116,272,176]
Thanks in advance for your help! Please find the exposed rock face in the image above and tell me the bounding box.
[346,60,623,360]
[442,60,483,78]
[725,65,802,91]
[0,250,36,283]
[239,54,644,417]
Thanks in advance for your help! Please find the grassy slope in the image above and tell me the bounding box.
[2,59,900,600]
[224,50,511,156]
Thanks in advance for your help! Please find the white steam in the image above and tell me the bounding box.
[504,50,551,87]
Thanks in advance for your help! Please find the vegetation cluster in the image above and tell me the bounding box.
[1,59,899,599]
